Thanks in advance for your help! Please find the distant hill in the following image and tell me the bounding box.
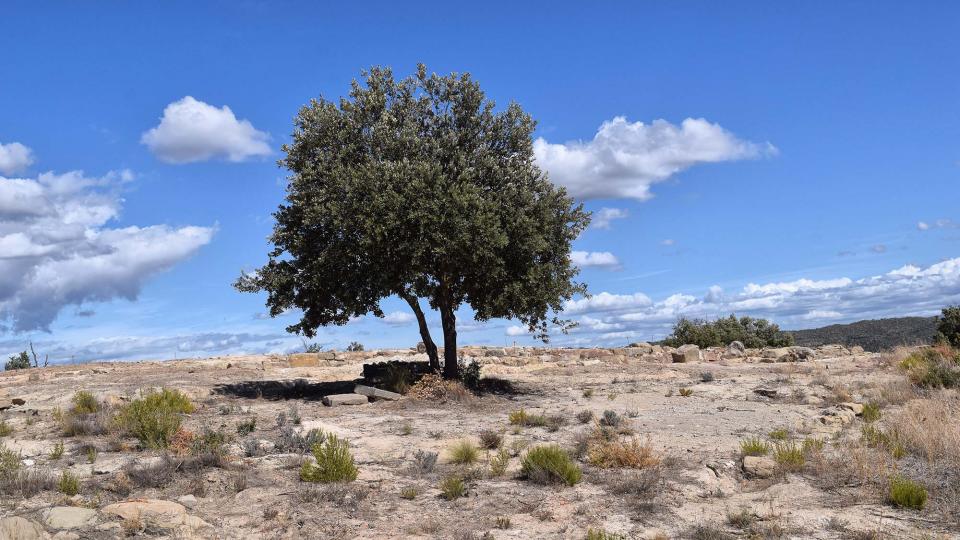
[788,316,938,351]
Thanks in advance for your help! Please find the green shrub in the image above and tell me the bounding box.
[663,314,793,348]
[439,474,466,500]
[346,341,365,352]
[58,471,79,495]
[520,445,581,486]
[888,476,927,510]
[448,440,480,464]
[861,402,881,423]
[236,417,256,436]
[801,437,824,454]
[899,346,960,388]
[115,388,194,449]
[739,437,769,457]
[300,434,358,483]
[508,409,547,427]
[0,421,11,437]
[598,410,621,427]
[935,305,960,347]
[4,351,30,371]
[70,391,100,414]
[458,358,481,390]
[488,448,509,477]
[50,441,64,460]
[0,443,20,473]
[400,486,418,499]
[773,442,804,471]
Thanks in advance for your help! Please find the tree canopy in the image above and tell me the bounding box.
[936,305,960,348]
[662,315,794,349]
[236,65,590,378]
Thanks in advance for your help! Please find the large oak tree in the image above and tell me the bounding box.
[236,65,589,379]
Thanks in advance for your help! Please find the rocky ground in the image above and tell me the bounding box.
[0,343,956,539]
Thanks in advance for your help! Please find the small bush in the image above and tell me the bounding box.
[576,410,594,424]
[887,476,927,510]
[276,427,323,454]
[58,470,80,495]
[115,389,193,449]
[300,434,358,483]
[236,417,256,436]
[346,341,364,352]
[488,448,509,477]
[679,388,694,397]
[861,402,881,423]
[726,508,756,529]
[801,437,824,454]
[478,430,502,449]
[740,437,770,457]
[4,351,30,371]
[400,486,418,499]
[588,437,659,469]
[599,410,621,428]
[508,409,548,428]
[0,421,11,437]
[439,475,466,500]
[495,516,511,529]
[70,391,100,414]
[458,358,481,391]
[520,445,581,486]
[384,363,413,394]
[409,449,438,476]
[899,346,960,388]
[773,442,804,471]
[768,428,789,440]
[448,440,480,464]
[50,441,64,460]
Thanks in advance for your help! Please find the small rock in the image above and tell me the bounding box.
[753,387,778,398]
[838,402,864,416]
[353,385,402,401]
[321,394,369,407]
[42,507,98,529]
[742,456,777,478]
[177,494,198,509]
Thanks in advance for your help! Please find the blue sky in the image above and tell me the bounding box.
[1,1,958,361]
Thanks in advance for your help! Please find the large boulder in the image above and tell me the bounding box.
[723,341,746,358]
[742,456,777,478]
[42,507,97,530]
[0,517,50,540]
[101,499,210,532]
[671,344,701,363]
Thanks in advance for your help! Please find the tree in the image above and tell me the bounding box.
[5,351,30,371]
[662,315,794,349]
[936,305,960,348]
[236,65,589,379]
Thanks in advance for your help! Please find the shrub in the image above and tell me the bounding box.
[586,530,625,540]
[50,441,64,460]
[4,351,30,371]
[488,448,509,477]
[861,402,881,423]
[588,438,659,469]
[599,410,621,428]
[409,449,438,476]
[439,475,466,500]
[236,417,256,436]
[70,391,100,414]
[899,346,960,388]
[508,409,548,427]
[300,434,358,483]
[400,486,418,499]
[801,437,824,454]
[458,358,481,390]
[384,363,413,394]
[448,440,480,464]
[346,341,365,352]
[495,516,511,529]
[679,388,694,397]
[935,305,960,347]
[740,437,770,457]
[276,427,324,454]
[58,470,80,495]
[576,410,594,424]
[700,372,715,383]
[773,442,804,471]
[663,315,793,349]
[887,476,927,510]
[520,445,581,486]
[478,430,502,449]
[115,389,194,449]
[768,428,789,440]
[0,421,11,437]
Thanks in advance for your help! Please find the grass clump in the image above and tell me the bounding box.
[582,388,594,399]
[679,388,694,397]
[236,417,256,436]
[439,475,466,500]
[50,441,64,460]
[887,476,927,510]
[400,486,419,499]
[70,390,100,414]
[588,437,659,469]
[508,408,548,428]
[576,410,594,424]
[0,421,11,437]
[768,428,789,440]
[115,388,193,449]
[739,437,770,457]
[520,445,581,486]
[300,433,358,483]
[58,470,80,496]
[488,448,509,477]
[586,530,625,540]
[447,440,480,464]
[772,442,804,471]
[861,402,881,423]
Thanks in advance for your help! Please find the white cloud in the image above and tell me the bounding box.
[141,96,271,164]
[661,239,675,246]
[505,325,528,336]
[382,311,414,326]
[534,117,775,201]
[917,221,930,231]
[571,251,621,270]
[558,256,960,344]
[872,244,888,253]
[0,168,214,332]
[590,207,628,230]
[0,142,34,175]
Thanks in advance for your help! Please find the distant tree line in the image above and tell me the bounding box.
[661,315,794,349]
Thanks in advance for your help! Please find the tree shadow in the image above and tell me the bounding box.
[212,378,362,401]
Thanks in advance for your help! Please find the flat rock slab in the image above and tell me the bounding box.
[321,394,369,407]
[42,507,98,529]
[353,385,402,401]
[0,516,49,540]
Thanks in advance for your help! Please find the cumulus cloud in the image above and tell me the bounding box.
[381,311,415,326]
[590,207,628,230]
[571,251,621,270]
[534,117,775,201]
[141,96,271,163]
[0,142,34,175]
[556,257,960,344]
[917,221,930,231]
[0,168,214,332]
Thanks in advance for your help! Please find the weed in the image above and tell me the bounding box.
[58,470,80,495]
[0,421,11,437]
[50,441,64,460]
[400,423,413,436]
[576,410,594,424]
[439,475,466,500]
[409,449,438,476]
[739,437,770,457]
[726,508,756,529]
[400,486,419,499]
[607,392,618,401]
[599,410,621,428]
[588,437,658,469]
[489,448,509,477]
[586,530,625,540]
[478,430,502,449]
[114,388,194,449]
[70,390,100,414]
[773,442,805,471]
[300,434,358,483]
[520,445,581,486]
[768,428,789,440]
[86,446,98,464]
[276,426,323,454]
[448,440,480,464]
[679,388,694,397]
[384,363,413,394]
[495,516,511,529]
[236,417,256,436]
[700,372,715,383]
[861,402,881,423]
[887,475,927,509]
[508,409,548,428]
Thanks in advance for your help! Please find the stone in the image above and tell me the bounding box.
[723,341,746,358]
[287,354,320,368]
[353,385,402,401]
[838,402,864,416]
[850,345,865,354]
[753,387,778,398]
[671,344,701,363]
[742,456,777,478]
[484,348,506,357]
[42,507,97,529]
[321,394,369,407]
[177,494,198,509]
[819,407,856,426]
[0,516,50,540]
[101,499,187,530]
[51,533,80,540]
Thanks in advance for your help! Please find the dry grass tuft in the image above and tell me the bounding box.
[408,374,473,402]
[588,436,659,469]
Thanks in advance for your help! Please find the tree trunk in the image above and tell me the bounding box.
[401,293,440,371]
[440,304,459,380]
